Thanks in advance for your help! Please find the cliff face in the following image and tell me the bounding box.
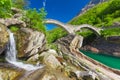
[78,0,107,16]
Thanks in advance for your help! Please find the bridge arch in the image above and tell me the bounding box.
[44,19,101,36]
[44,19,74,34]
[74,24,101,36]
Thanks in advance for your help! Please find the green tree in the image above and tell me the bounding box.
[23,8,47,33]
[12,0,29,9]
[0,0,12,18]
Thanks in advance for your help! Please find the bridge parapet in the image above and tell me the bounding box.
[44,19,102,36]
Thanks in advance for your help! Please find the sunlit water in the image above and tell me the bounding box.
[81,50,120,70]
[6,31,43,71]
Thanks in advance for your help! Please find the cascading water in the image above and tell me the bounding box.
[6,30,43,71]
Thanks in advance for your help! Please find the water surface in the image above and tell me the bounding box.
[81,50,120,70]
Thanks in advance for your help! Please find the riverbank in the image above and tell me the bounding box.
[81,50,120,70]
[72,49,120,80]
[81,37,120,57]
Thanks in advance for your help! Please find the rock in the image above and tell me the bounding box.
[82,38,120,57]
[0,63,24,80]
[19,68,45,80]
[82,45,99,53]
[44,54,62,69]
[56,34,83,54]
[78,0,107,16]
[113,22,120,27]
[41,74,57,80]
[40,49,62,69]
[27,54,39,62]
[113,52,120,57]
[16,28,46,58]
[0,23,9,54]
[40,49,58,58]
[0,18,26,28]
[75,71,99,80]
[11,7,22,13]
[107,36,120,43]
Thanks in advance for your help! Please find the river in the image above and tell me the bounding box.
[80,50,120,70]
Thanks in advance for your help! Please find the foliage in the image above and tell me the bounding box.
[47,43,58,51]
[70,0,120,37]
[101,28,120,37]
[12,0,29,9]
[10,26,19,32]
[0,0,12,18]
[46,27,67,44]
[23,8,47,34]
[70,0,120,27]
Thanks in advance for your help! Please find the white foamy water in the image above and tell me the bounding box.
[6,30,43,71]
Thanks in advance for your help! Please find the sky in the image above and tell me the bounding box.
[29,0,90,30]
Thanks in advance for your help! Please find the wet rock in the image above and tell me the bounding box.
[0,23,9,54]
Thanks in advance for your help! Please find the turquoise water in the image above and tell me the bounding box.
[80,50,120,70]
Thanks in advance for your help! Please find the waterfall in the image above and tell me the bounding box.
[6,30,43,71]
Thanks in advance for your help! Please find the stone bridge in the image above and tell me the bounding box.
[44,19,102,36]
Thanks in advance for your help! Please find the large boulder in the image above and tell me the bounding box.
[16,28,47,58]
[0,23,9,54]
[39,49,62,69]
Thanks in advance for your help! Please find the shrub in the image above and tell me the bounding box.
[0,0,12,18]
[23,8,47,34]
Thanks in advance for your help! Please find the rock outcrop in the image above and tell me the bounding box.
[16,28,46,58]
[56,34,83,54]
[0,63,25,80]
[39,49,62,69]
[81,38,120,57]
[0,23,9,54]
[78,0,107,16]
[0,18,26,28]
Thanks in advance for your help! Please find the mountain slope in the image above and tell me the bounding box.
[47,0,120,43]
[79,0,107,16]
[70,0,120,37]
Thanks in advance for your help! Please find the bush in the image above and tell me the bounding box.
[10,26,19,32]
[0,0,12,18]
[12,0,29,9]
[23,8,47,34]
[101,28,120,37]
[46,27,67,44]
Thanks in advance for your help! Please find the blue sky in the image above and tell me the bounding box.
[29,0,90,30]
